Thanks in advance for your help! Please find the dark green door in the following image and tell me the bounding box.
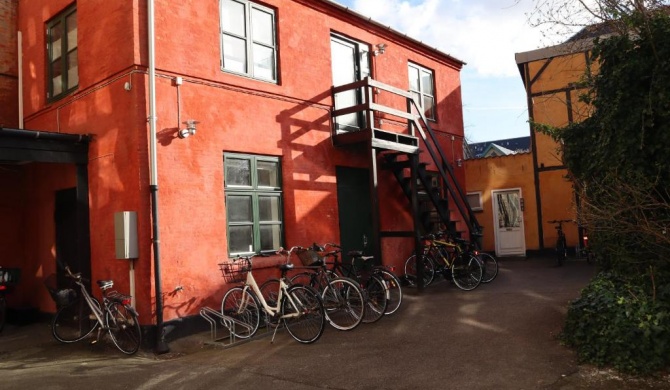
[336,167,374,260]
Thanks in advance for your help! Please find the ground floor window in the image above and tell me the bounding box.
[224,153,283,255]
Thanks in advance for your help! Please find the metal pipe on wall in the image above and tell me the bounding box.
[147,0,169,354]
[18,31,23,129]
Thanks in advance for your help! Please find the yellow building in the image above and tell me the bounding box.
[466,33,600,256]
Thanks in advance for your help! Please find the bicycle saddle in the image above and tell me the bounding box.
[97,280,114,290]
[279,263,294,271]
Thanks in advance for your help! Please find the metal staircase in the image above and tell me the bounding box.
[331,77,482,245]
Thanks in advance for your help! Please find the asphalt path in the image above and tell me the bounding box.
[1,257,668,389]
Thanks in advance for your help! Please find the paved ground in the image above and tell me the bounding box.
[0,256,668,389]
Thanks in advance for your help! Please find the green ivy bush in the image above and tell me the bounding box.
[562,270,670,374]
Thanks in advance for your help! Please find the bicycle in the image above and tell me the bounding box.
[286,246,365,331]
[306,244,388,323]
[319,243,402,316]
[219,249,326,344]
[0,267,20,333]
[548,220,571,266]
[50,265,142,355]
[405,233,483,291]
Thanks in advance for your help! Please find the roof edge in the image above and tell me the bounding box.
[319,0,466,66]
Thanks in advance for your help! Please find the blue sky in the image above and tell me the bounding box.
[336,0,576,143]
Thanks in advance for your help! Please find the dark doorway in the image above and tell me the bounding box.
[336,166,375,262]
[54,187,89,287]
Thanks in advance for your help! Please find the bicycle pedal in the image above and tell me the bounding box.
[89,339,98,345]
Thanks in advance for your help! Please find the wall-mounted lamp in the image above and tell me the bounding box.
[178,119,199,139]
[456,159,463,167]
[374,43,387,56]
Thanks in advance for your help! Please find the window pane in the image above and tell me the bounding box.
[257,161,278,187]
[229,225,253,253]
[228,195,252,222]
[66,12,77,50]
[251,8,273,46]
[423,96,435,119]
[408,66,419,91]
[259,225,281,251]
[421,70,434,95]
[52,60,63,96]
[223,35,247,73]
[252,44,275,80]
[67,49,78,89]
[225,158,251,186]
[221,0,246,36]
[51,22,63,60]
[259,196,280,221]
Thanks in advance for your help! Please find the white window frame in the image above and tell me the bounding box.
[220,0,278,82]
[408,62,436,121]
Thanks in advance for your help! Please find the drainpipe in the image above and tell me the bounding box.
[18,31,23,129]
[147,0,169,354]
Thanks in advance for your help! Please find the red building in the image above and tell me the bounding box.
[0,0,478,347]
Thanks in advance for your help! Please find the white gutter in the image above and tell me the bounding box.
[147,0,169,354]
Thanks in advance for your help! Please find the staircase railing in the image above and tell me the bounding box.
[407,98,482,241]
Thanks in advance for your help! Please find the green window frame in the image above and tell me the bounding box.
[408,62,436,121]
[224,153,283,255]
[220,0,278,82]
[46,5,78,101]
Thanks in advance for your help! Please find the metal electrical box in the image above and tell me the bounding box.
[114,211,138,259]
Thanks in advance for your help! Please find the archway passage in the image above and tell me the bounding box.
[0,127,92,318]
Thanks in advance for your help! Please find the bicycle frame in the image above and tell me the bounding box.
[238,263,303,320]
[71,276,107,329]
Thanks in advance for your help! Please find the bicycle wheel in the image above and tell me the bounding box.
[221,287,260,339]
[52,296,101,343]
[281,284,325,344]
[362,275,388,323]
[373,268,403,315]
[451,254,483,291]
[321,277,364,331]
[403,254,435,287]
[0,296,6,332]
[259,278,281,327]
[477,252,499,283]
[105,302,141,355]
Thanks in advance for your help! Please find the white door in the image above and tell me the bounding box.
[492,189,526,256]
[330,35,369,132]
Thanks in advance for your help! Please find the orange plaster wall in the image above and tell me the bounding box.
[17,0,467,323]
[464,153,537,252]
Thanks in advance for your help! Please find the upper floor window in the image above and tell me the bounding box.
[47,6,78,101]
[408,62,435,121]
[224,153,283,255]
[220,0,277,82]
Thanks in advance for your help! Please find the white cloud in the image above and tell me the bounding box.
[351,0,563,78]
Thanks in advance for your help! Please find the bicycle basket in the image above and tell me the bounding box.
[107,291,133,305]
[218,259,251,283]
[54,288,77,307]
[296,249,323,266]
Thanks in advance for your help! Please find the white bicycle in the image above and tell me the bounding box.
[219,248,326,344]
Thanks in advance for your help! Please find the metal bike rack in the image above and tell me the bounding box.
[199,306,253,346]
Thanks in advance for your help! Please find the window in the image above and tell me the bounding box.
[224,153,283,255]
[467,192,483,212]
[408,63,435,120]
[220,0,277,82]
[47,6,78,100]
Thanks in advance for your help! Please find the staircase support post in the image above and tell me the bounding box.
[369,144,382,264]
[410,153,424,290]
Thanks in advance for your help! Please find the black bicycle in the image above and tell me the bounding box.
[548,220,571,266]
